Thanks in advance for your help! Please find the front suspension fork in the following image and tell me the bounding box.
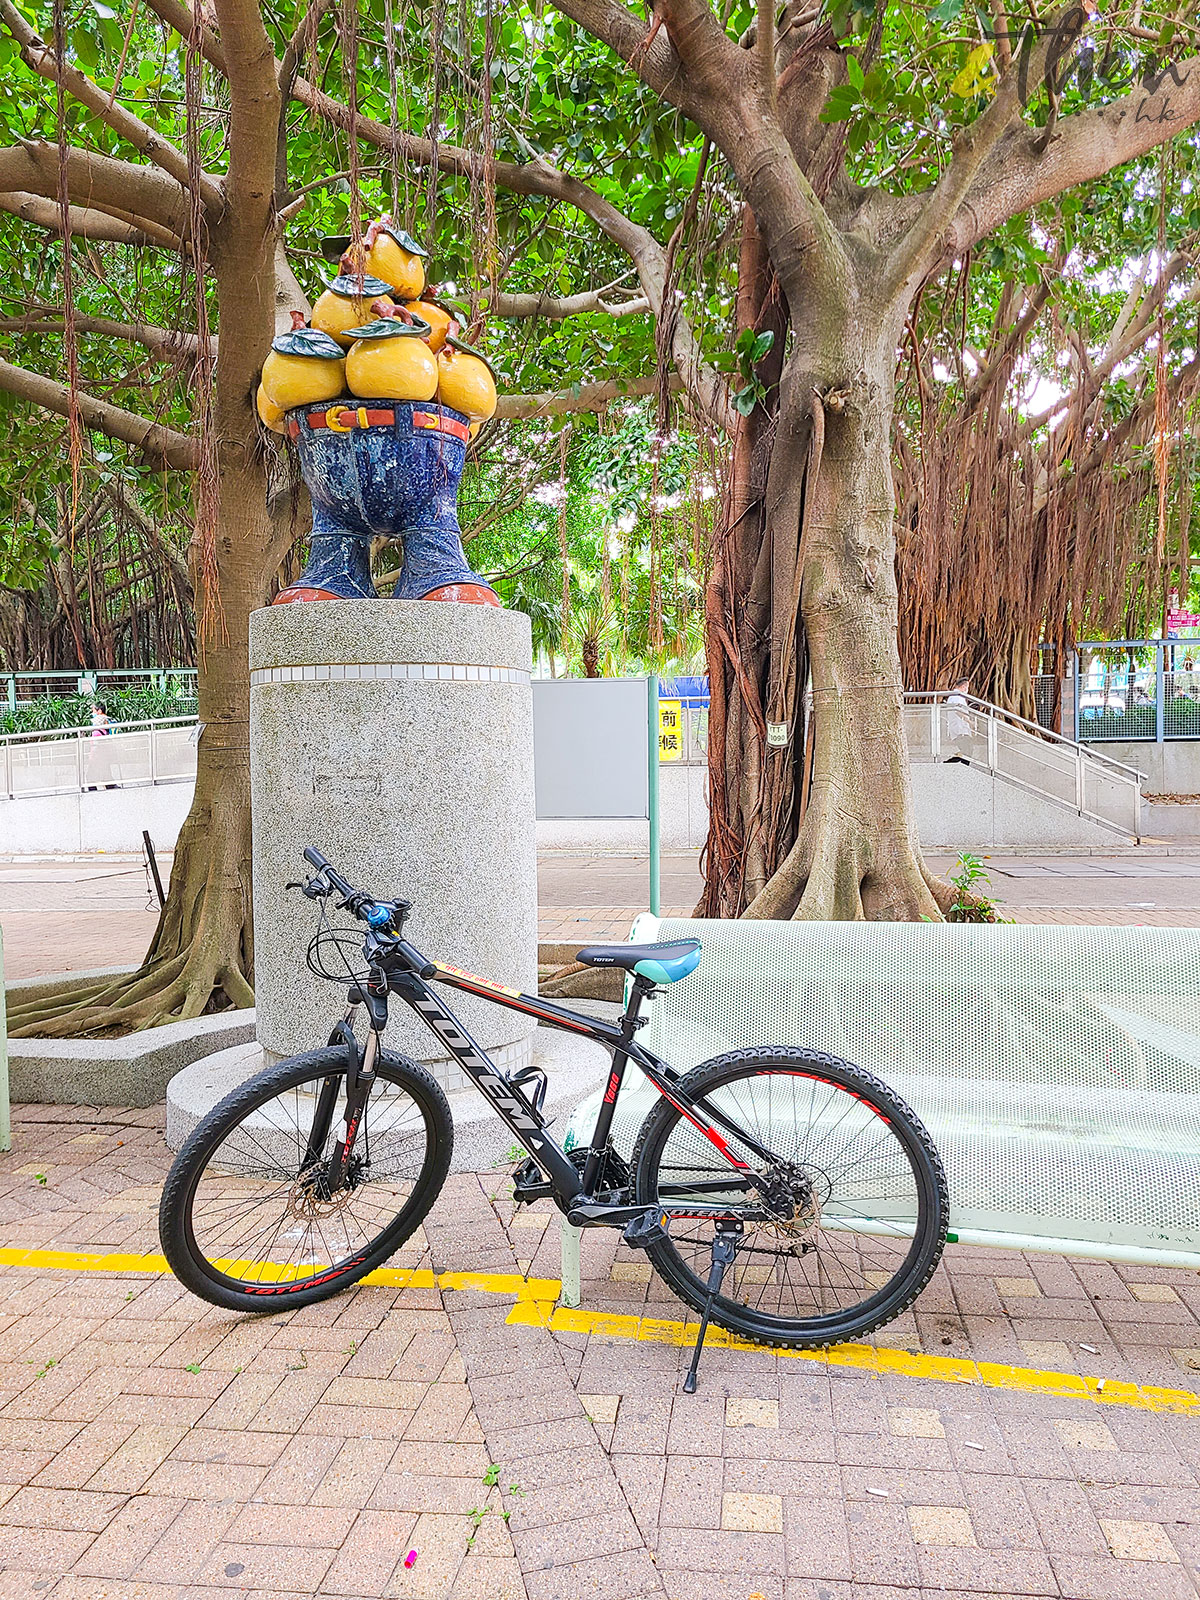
[307,1001,380,1187]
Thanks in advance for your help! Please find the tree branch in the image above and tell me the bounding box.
[0,313,213,361]
[142,0,727,425]
[557,0,848,306]
[489,279,651,319]
[0,0,224,213]
[0,356,198,470]
[947,52,1200,257]
[0,143,190,239]
[0,192,166,246]
[495,373,681,420]
[298,80,729,425]
[886,15,1084,299]
[209,0,284,412]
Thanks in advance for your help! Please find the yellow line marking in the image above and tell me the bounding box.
[3,1245,1196,1415]
[0,1246,559,1303]
[505,1303,1200,1416]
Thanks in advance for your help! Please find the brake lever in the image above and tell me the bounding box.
[285,875,334,901]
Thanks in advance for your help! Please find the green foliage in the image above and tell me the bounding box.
[1,0,1197,675]
[0,685,198,736]
[944,853,1010,924]
[713,330,775,417]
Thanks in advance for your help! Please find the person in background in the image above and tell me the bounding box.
[86,700,114,790]
[944,677,972,765]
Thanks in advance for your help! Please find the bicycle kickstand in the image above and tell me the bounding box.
[682,1220,742,1394]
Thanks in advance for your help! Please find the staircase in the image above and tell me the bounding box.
[903,693,1143,839]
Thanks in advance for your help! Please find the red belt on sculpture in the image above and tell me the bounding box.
[288,406,470,443]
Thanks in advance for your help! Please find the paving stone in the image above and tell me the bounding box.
[521,1544,663,1600]
[781,1495,852,1581]
[0,1484,125,1532]
[509,1507,642,1569]
[1052,1417,1118,1451]
[8,1102,1200,1600]
[915,1546,1059,1594]
[659,1455,722,1530]
[887,1405,944,1439]
[1051,1553,1199,1599]
[193,1539,338,1590]
[995,1277,1043,1298]
[1098,1518,1182,1562]
[660,1570,784,1600]
[721,1492,783,1533]
[725,1398,778,1430]
[448,1553,527,1598]
[907,1504,976,1547]
[319,1507,416,1595]
[655,1526,786,1578]
[68,1494,184,1580]
[610,1262,652,1283]
[578,1393,620,1425]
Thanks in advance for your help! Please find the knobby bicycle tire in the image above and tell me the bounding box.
[631,1046,947,1349]
[160,1046,453,1313]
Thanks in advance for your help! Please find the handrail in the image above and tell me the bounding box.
[0,714,199,747]
[903,692,1144,783]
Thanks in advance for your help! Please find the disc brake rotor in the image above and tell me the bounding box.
[286,1159,361,1221]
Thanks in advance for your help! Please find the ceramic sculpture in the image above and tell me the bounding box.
[263,217,500,607]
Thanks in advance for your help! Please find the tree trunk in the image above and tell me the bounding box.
[698,213,798,917]
[6,442,285,1037]
[703,293,949,925]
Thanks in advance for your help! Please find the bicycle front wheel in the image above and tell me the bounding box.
[160,1046,452,1312]
[631,1047,947,1348]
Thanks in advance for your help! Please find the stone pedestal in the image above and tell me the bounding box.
[249,600,537,1077]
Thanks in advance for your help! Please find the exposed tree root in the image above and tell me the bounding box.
[742,800,946,925]
[537,962,623,1002]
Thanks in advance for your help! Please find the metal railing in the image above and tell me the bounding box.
[1073,640,1200,743]
[0,716,199,800]
[903,692,1143,837]
[2,668,197,709]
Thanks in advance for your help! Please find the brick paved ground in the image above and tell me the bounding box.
[4,850,1200,979]
[2,1105,1198,1599]
[0,1108,527,1600]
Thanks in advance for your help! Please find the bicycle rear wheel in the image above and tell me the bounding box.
[160,1046,452,1312]
[631,1046,946,1348]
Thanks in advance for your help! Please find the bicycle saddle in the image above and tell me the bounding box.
[576,938,701,985]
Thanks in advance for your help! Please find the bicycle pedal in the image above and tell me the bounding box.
[511,1156,553,1204]
[622,1208,671,1250]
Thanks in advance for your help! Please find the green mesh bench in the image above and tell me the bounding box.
[559,919,1200,1304]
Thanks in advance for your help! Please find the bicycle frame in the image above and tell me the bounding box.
[337,954,780,1230]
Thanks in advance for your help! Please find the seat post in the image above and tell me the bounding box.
[620,974,656,1041]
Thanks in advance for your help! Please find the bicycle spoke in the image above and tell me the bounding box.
[185,1068,431,1291]
[643,1062,933,1331]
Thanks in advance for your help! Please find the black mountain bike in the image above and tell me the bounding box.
[160,847,947,1390]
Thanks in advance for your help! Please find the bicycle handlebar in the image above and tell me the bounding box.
[303,846,356,901]
[300,846,435,979]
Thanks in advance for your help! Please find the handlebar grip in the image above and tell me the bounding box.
[302,846,356,901]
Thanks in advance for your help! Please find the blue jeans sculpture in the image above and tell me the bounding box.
[274,400,499,607]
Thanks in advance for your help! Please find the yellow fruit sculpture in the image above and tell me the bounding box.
[436,331,498,423]
[344,301,438,402]
[362,218,428,299]
[311,265,396,348]
[256,383,286,433]
[406,296,454,354]
[260,312,346,411]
